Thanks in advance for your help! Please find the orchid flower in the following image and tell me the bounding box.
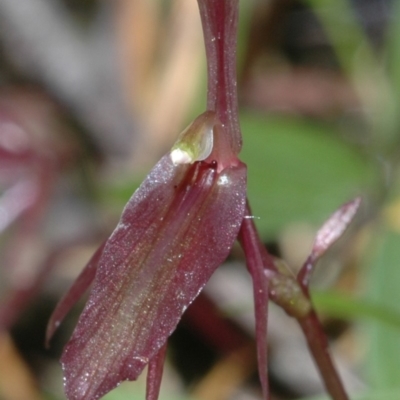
[47,111,246,400]
[48,2,247,400]
[47,1,359,400]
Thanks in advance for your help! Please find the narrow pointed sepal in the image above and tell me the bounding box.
[250,265,269,400]
[46,242,105,346]
[239,206,269,400]
[311,197,361,261]
[61,155,246,400]
[145,343,168,400]
[298,197,361,289]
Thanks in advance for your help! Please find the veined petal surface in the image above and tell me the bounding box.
[62,155,246,400]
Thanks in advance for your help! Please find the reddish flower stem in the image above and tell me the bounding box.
[298,311,349,400]
[197,0,242,154]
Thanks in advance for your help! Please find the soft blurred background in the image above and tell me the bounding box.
[0,0,399,399]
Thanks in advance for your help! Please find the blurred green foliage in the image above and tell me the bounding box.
[312,290,400,331]
[302,0,400,398]
[302,388,400,400]
[364,228,400,389]
[240,112,378,238]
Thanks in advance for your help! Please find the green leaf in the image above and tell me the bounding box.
[305,0,398,154]
[300,388,400,400]
[240,112,377,238]
[312,290,400,330]
[364,225,400,389]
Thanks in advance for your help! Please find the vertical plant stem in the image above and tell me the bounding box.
[299,311,349,400]
[197,0,242,154]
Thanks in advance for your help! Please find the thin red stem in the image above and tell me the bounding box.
[299,311,349,400]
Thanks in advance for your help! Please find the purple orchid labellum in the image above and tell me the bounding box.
[49,111,247,400]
